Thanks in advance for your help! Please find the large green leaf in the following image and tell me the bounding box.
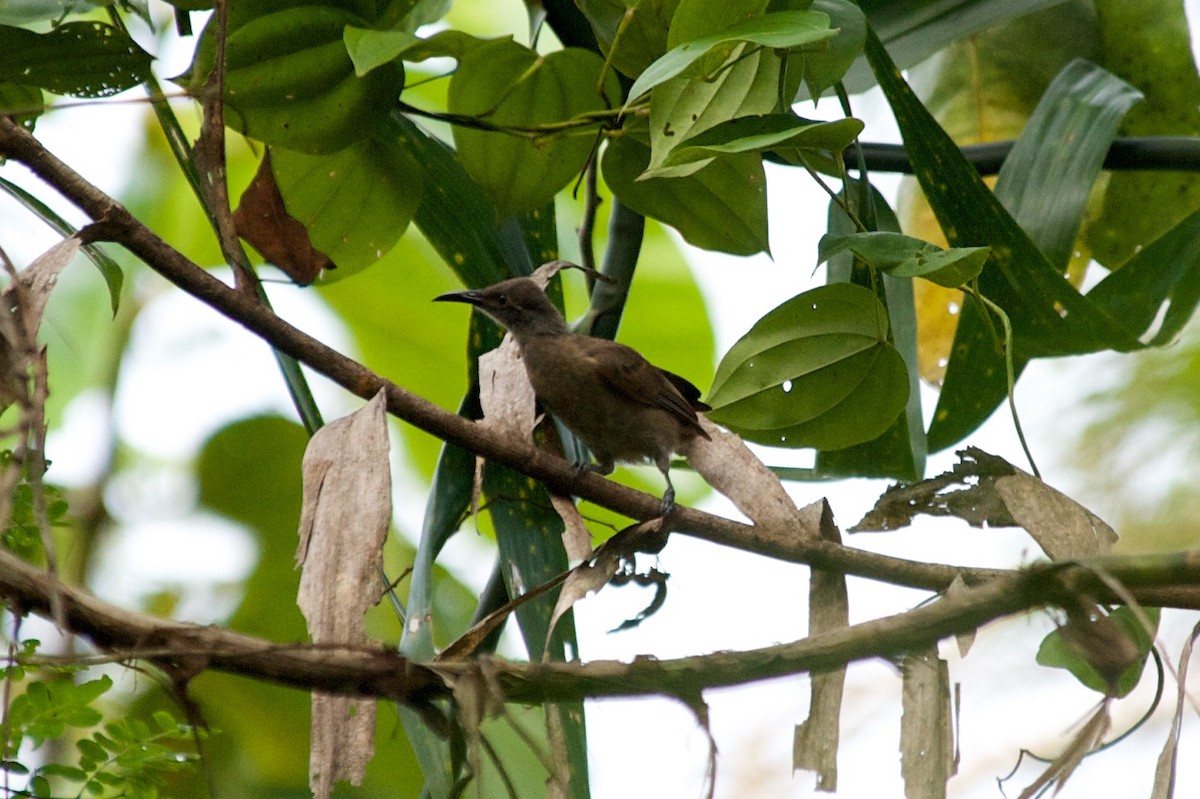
[602,134,768,254]
[993,59,1142,271]
[707,283,909,448]
[271,135,423,278]
[449,40,619,218]
[862,30,1149,452]
[185,5,404,153]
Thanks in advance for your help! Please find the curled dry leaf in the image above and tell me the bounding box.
[682,416,819,540]
[295,390,391,799]
[0,236,81,408]
[544,517,671,657]
[234,151,334,285]
[853,447,1117,558]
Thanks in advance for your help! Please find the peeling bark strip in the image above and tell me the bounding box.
[297,392,391,797]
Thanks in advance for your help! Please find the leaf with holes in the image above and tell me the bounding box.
[707,282,909,449]
[0,22,151,98]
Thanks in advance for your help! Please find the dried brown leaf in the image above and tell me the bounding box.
[900,648,954,799]
[1151,621,1200,799]
[793,507,848,792]
[234,151,334,285]
[854,448,1116,558]
[1017,701,1110,799]
[296,390,391,798]
[683,417,819,540]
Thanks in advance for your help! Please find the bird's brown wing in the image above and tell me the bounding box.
[580,337,711,439]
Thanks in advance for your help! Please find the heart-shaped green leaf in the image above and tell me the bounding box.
[708,282,909,449]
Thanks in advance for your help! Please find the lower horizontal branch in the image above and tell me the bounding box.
[2,546,1198,705]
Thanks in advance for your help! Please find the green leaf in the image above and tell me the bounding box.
[862,29,1147,452]
[707,283,909,448]
[993,59,1142,271]
[818,231,988,288]
[271,135,422,278]
[1087,205,1200,347]
[449,41,619,218]
[818,179,925,480]
[603,134,767,255]
[0,82,43,130]
[793,0,866,100]
[841,0,1074,93]
[344,26,420,75]
[1088,0,1200,269]
[656,113,863,170]
[576,0,678,79]
[0,22,152,98]
[1037,607,1158,698]
[623,10,835,106]
[344,27,489,75]
[186,6,404,153]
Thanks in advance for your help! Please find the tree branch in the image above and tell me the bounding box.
[2,545,1199,705]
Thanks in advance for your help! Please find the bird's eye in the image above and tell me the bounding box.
[496,294,508,305]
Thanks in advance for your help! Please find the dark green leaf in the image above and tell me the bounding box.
[186,6,404,152]
[708,283,909,448]
[576,0,678,78]
[603,135,768,255]
[1087,205,1200,347]
[659,114,863,169]
[793,0,866,100]
[818,180,925,480]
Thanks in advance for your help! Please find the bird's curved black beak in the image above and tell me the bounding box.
[433,289,484,306]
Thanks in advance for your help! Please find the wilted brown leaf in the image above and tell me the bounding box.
[234,151,334,285]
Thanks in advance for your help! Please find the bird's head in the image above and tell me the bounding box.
[435,277,569,338]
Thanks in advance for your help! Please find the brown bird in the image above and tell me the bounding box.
[436,277,710,513]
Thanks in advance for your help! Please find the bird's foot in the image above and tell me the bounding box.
[658,484,676,519]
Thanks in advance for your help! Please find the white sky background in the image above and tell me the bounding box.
[2,1,1200,797]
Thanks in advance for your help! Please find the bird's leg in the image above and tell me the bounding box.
[659,466,676,518]
[573,454,614,479]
